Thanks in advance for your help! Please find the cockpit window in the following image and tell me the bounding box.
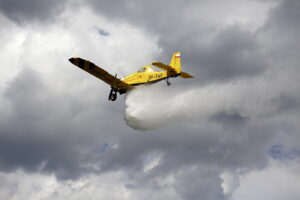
[138,67,146,72]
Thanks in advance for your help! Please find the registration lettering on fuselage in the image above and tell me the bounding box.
[149,73,162,81]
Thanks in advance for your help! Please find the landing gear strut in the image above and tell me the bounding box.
[166,78,171,86]
[108,89,117,101]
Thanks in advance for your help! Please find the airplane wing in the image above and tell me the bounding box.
[180,72,194,78]
[69,57,133,90]
[152,62,177,74]
[152,62,193,78]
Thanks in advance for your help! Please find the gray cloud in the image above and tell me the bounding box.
[185,27,266,81]
[210,111,248,127]
[0,0,67,23]
[0,0,300,199]
[87,1,272,83]
[0,69,125,180]
[174,166,225,200]
[263,0,300,34]
[95,119,279,199]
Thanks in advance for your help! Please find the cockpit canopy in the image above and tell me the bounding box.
[138,67,147,72]
[137,66,155,73]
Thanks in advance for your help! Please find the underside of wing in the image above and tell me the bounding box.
[152,62,177,74]
[180,71,194,78]
[69,57,133,90]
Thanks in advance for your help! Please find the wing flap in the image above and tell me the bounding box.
[69,57,133,90]
[180,71,194,78]
[152,62,177,74]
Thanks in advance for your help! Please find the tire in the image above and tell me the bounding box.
[110,93,117,101]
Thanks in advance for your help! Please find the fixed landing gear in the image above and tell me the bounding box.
[166,78,171,86]
[108,89,117,101]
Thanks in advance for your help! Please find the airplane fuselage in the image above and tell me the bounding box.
[121,65,176,86]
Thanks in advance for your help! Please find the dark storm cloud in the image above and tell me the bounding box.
[174,166,225,200]
[271,93,300,114]
[0,129,81,179]
[181,27,266,81]
[96,119,278,199]
[151,27,266,82]
[0,69,124,180]
[0,63,278,197]
[88,0,187,32]
[87,1,268,82]
[258,0,300,71]
[0,0,67,23]
[263,0,300,34]
[79,0,300,198]
[0,70,83,179]
[99,120,276,174]
[0,0,300,199]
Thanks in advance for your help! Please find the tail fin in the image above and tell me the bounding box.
[170,52,181,73]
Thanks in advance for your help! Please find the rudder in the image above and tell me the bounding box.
[169,52,181,73]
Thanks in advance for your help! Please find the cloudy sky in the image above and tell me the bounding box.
[0,0,300,199]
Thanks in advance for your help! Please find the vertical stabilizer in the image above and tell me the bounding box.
[169,52,181,73]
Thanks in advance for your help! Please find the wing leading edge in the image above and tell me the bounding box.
[69,57,133,90]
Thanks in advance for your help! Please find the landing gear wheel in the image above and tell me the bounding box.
[108,89,117,101]
[110,93,117,101]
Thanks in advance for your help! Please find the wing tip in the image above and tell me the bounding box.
[69,58,75,64]
[180,72,194,78]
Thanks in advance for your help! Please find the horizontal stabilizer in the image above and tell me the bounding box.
[69,57,133,90]
[180,72,194,78]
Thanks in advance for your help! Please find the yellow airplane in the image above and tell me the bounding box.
[69,52,193,101]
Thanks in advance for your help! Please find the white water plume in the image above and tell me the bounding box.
[123,76,286,130]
